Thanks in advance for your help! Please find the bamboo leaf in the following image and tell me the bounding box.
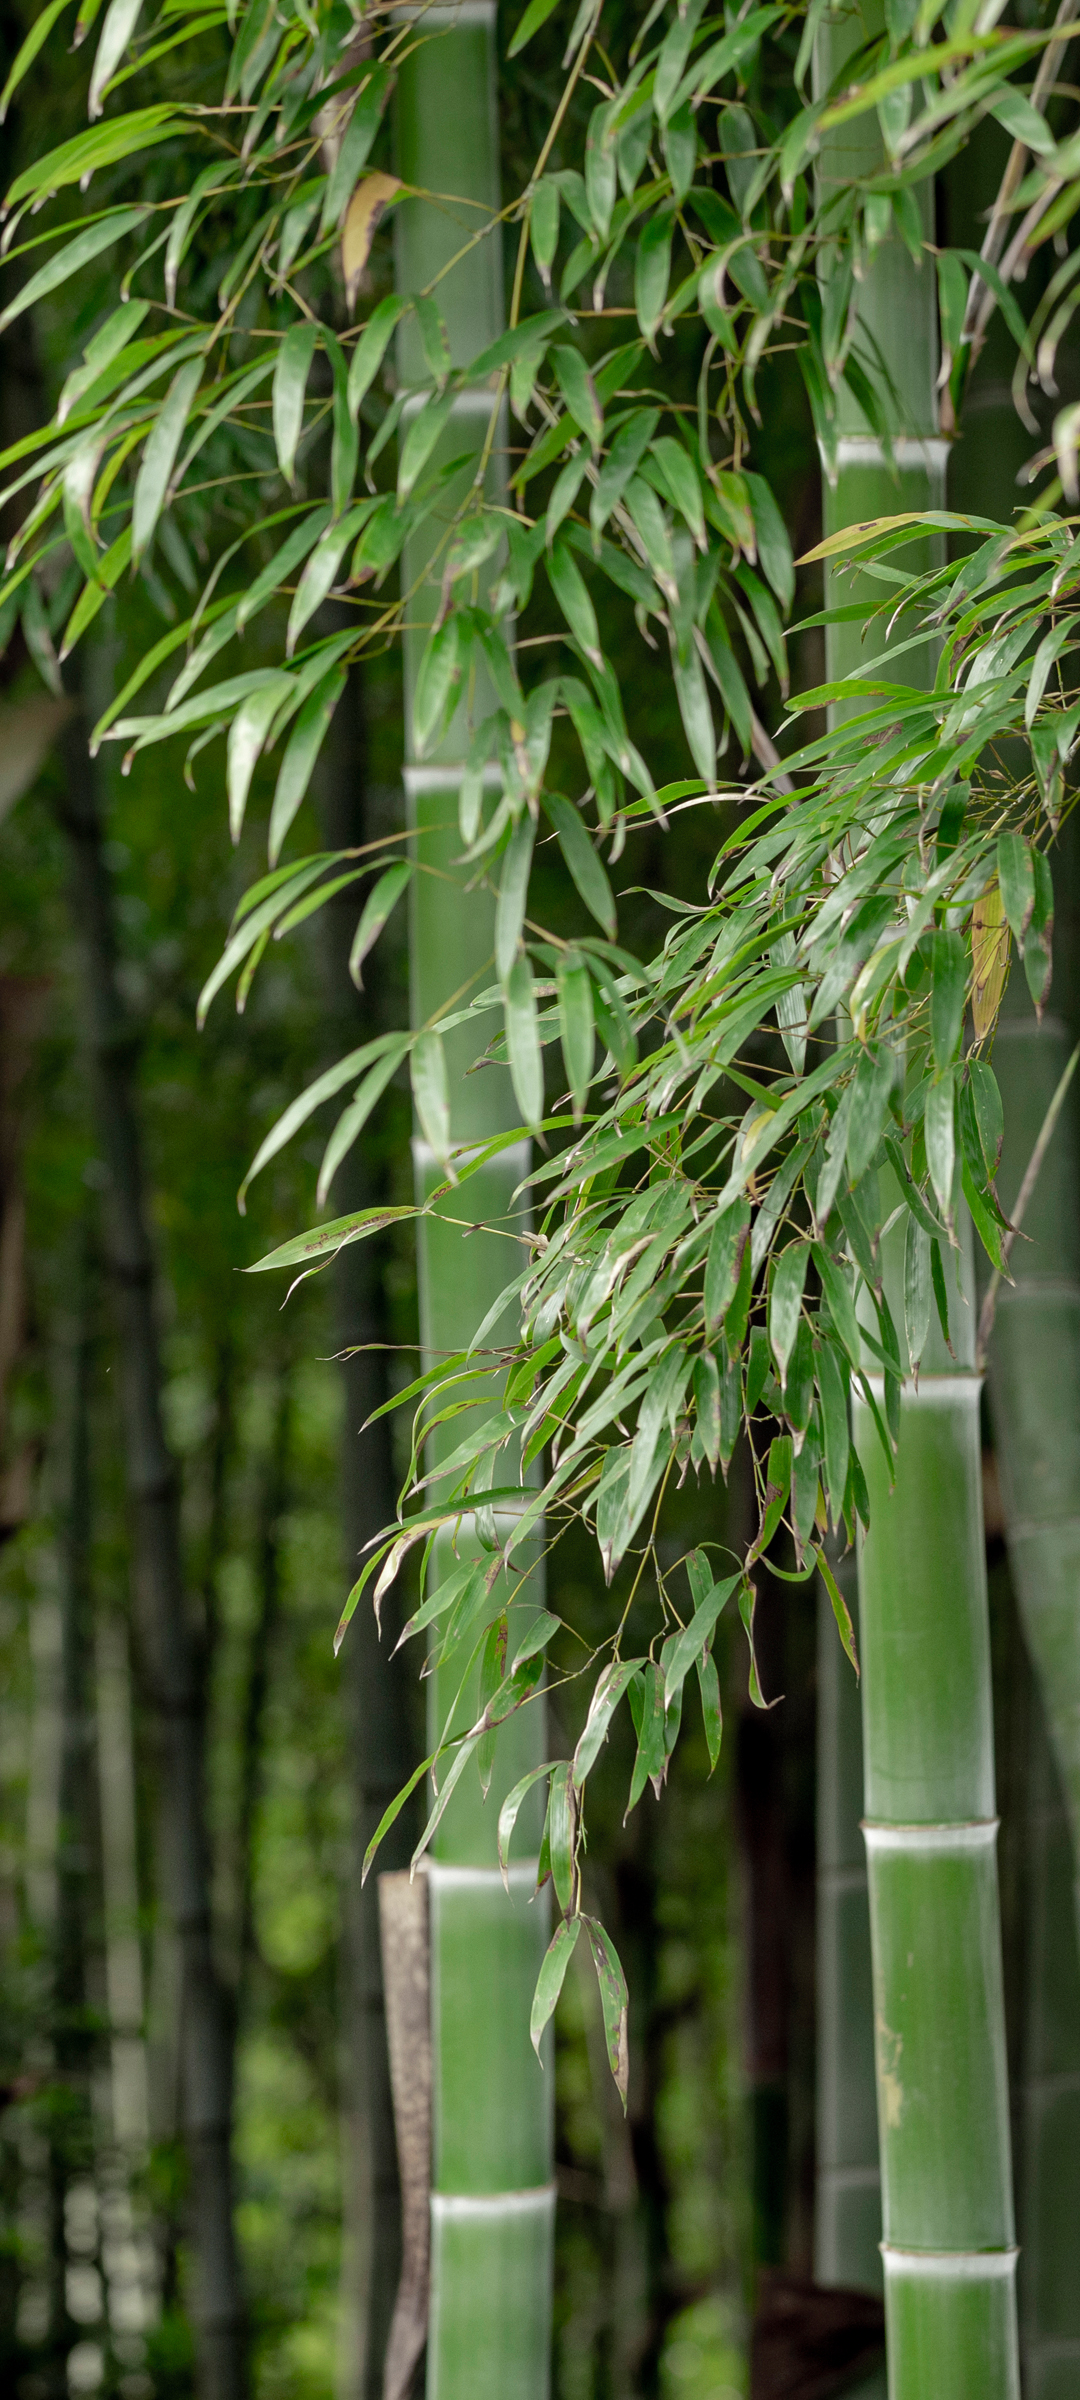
[769,1241,809,1387]
[398,389,454,503]
[347,292,408,418]
[996,830,1034,942]
[552,345,603,449]
[544,793,616,938]
[584,1916,630,2104]
[6,107,185,209]
[505,953,544,1128]
[924,1074,957,1221]
[319,63,395,234]
[635,209,674,343]
[412,1029,450,1163]
[498,1763,554,1883]
[557,949,594,1121]
[247,1206,419,1277]
[510,0,562,57]
[626,1661,666,1815]
[131,355,203,564]
[349,860,412,987]
[272,323,318,489]
[904,1215,932,1374]
[573,1659,644,1789]
[227,674,294,843]
[240,1035,403,1205]
[930,927,966,1070]
[696,1647,723,1771]
[663,1570,739,1709]
[268,667,346,865]
[1024,848,1054,1018]
[817,1547,859,1677]
[496,811,535,984]
[971,879,1010,1042]
[237,507,332,634]
[705,1198,750,1334]
[549,536,601,664]
[317,1045,409,1204]
[413,613,463,756]
[0,206,151,333]
[0,0,74,121]
[89,0,143,117]
[530,1918,581,2057]
[817,1343,849,1531]
[343,173,402,313]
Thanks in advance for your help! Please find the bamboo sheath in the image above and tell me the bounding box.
[393,14,553,2395]
[815,10,1019,2389]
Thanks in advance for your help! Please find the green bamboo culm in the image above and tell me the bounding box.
[944,221,1080,2391]
[394,10,554,2396]
[816,8,1019,2391]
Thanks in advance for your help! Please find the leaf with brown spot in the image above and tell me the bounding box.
[342,171,402,313]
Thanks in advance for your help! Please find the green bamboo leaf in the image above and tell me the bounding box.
[769,1242,809,1388]
[317,1045,409,1205]
[248,1205,419,1278]
[498,1762,554,1883]
[814,1245,860,1367]
[0,0,74,121]
[505,953,544,1127]
[0,204,153,335]
[545,1759,575,1912]
[585,1916,630,2104]
[744,472,794,613]
[556,949,594,1122]
[413,613,463,756]
[693,1349,720,1471]
[349,860,412,987]
[635,210,674,344]
[967,1055,1003,1179]
[996,829,1034,941]
[589,407,659,541]
[57,298,149,423]
[530,176,560,289]
[705,1197,750,1335]
[930,927,966,1070]
[573,1659,643,1789]
[318,62,394,235]
[924,1073,957,1221]
[88,0,143,117]
[626,1661,666,1815]
[347,292,409,418]
[549,536,601,665]
[530,1918,581,2057]
[904,1214,932,1374]
[286,503,370,655]
[552,345,603,450]
[663,1571,739,1709]
[272,322,318,489]
[650,435,706,549]
[5,107,184,208]
[239,1034,400,1205]
[544,793,616,938]
[817,1342,849,1531]
[227,673,294,843]
[131,354,203,564]
[412,1028,450,1162]
[238,507,331,634]
[671,640,716,782]
[496,812,535,984]
[817,1547,859,1677]
[846,1042,894,1183]
[695,1647,723,1771]
[398,389,455,502]
[415,292,452,385]
[510,0,562,56]
[1024,847,1054,1017]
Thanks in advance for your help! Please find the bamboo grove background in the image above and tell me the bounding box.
[1,0,1080,2395]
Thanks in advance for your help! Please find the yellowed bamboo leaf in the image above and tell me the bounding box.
[342,171,401,314]
[971,878,1010,1042]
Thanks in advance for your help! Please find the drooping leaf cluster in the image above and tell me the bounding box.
[5,0,1080,2073]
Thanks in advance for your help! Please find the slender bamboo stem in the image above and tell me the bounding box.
[816,11,1019,2388]
[394,12,553,2395]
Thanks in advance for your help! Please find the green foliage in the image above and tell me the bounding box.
[5,0,1080,2080]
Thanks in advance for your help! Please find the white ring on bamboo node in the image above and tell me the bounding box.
[432,2185,557,2220]
[426,1859,539,1889]
[823,435,951,473]
[882,2245,1018,2280]
[857,1372,982,1403]
[400,385,507,420]
[403,763,503,793]
[411,1135,532,1171]
[862,1819,999,1854]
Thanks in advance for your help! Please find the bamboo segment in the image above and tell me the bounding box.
[855,1234,1019,2397]
[394,11,554,2392]
[1019,1706,1080,2399]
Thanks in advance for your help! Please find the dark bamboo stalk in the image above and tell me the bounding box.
[53,708,246,2400]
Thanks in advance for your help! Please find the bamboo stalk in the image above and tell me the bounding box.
[943,127,1080,2380]
[317,650,416,2400]
[815,11,1019,2387]
[54,708,247,2400]
[393,12,553,2395]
